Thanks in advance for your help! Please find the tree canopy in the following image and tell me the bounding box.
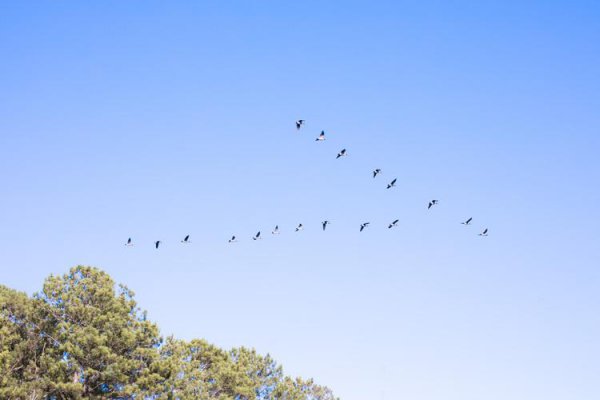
[0,266,337,400]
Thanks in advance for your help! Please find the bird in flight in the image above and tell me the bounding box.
[315,131,326,141]
[272,225,280,235]
[479,228,488,237]
[181,235,190,243]
[373,169,381,178]
[360,222,370,232]
[228,235,238,243]
[253,231,262,240]
[322,221,330,231]
[462,217,473,225]
[296,120,305,130]
[387,178,397,189]
[428,200,439,209]
[155,241,161,249]
[295,224,304,232]
[336,149,347,159]
[125,237,133,246]
[388,219,399,229]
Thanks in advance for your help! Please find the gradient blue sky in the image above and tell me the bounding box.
[1,1,599,399]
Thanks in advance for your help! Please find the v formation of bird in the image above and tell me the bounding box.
[126,120,489,248]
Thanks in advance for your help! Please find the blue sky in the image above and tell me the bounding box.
[1,1,599,399]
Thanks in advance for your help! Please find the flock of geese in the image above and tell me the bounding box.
[125,120,489,249]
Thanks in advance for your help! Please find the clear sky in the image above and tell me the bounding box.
[1,1,599,399]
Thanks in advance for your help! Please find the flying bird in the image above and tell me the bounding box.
[373,169,381,178]
[387,178,397,189]
[428,200,439,209]
[155,241,161,249]
[479,228,489,237]
[253,231,262,240]
[295,224,304,232]
[181,235,190,243]
[315,131,326,141]
[272,225,280,235]
[296,120,305,130]
[322,221,330,231]
[462,217,473,225]
[360,222,370,232]
[228,235,237,243]
[336,149,347,159]
[125,237,133,246]
[388,219,399,229]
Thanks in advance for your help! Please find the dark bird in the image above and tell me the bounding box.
[462,217,473,225]
[315,131,326,141]
[155,241,161,249]
[387,178,397,189]
[479,228,489,237]
[228,235,237,243]
[125,237,133,246]
[360,222,370,232]
[428,200,439,209]
[272,225,280,235]
[253,231,261,240]
[322,220,330,231]
[296,120,305,130]
[388,219,399,229]
[181,235,190,243]
[336,149,347,159]
[373,169,381,178]
[295,223,304,232]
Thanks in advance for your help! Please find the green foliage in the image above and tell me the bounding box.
[0,266,337,400]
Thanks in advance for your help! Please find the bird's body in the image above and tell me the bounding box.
[155,241,161,249]
[253,231,261,240]
[360,222,370,232]
[428,199,439,209]
[479,229,489,237]
[295,224,303,232]
[322,221,330,231]
[462,217,473,225]
[125,237,133,246]
[387,178,397,189]
[373,169,381,178]
[388,219,399,229]
[336,149,347,159]
[272,225,280,235]
[296,120,305,130]
[315,131,326,141]
[181,235,190,243]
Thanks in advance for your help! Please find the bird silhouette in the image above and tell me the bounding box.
[272,225,280,235]
[155,241,161,249]
[428,200,439,209]
[296,120,305,130]
[315,131,326,141]
[373,169,381,178]
[295,224,304,232]
[125,237,133,246]
[387,178,397,189]
[388,219,399,229]
[360,222,370,232]
[336,149,347,159]
[462,217,473,225]
[253,231,261,240]
[322,221,330,231]
[181,235,190,243]
[228,235,237,243]
[479,228,488,237]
